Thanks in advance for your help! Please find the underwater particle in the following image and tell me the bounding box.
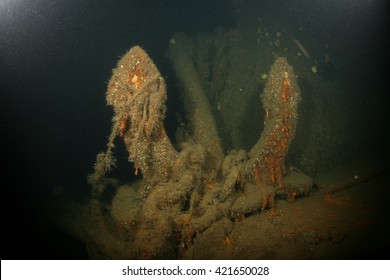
[276,32,281,37]
[311,65,317,73]
[260,73,268,80]
[169,38,176,45]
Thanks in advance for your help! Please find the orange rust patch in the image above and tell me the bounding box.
[224,236,233,246]
[119,118,127,137]
[282,71,291,103]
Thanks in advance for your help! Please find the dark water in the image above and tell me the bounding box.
[1,0,387,259]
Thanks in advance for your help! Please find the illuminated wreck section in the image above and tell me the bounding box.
[90,46,178,189]
[86,46,311,259]
[248,57,303,200]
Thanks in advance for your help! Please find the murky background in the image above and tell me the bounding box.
[1,0,387,259]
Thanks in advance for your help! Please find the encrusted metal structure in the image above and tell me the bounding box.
[85,40,310,259]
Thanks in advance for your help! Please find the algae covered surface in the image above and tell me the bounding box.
[80,25,389,259]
